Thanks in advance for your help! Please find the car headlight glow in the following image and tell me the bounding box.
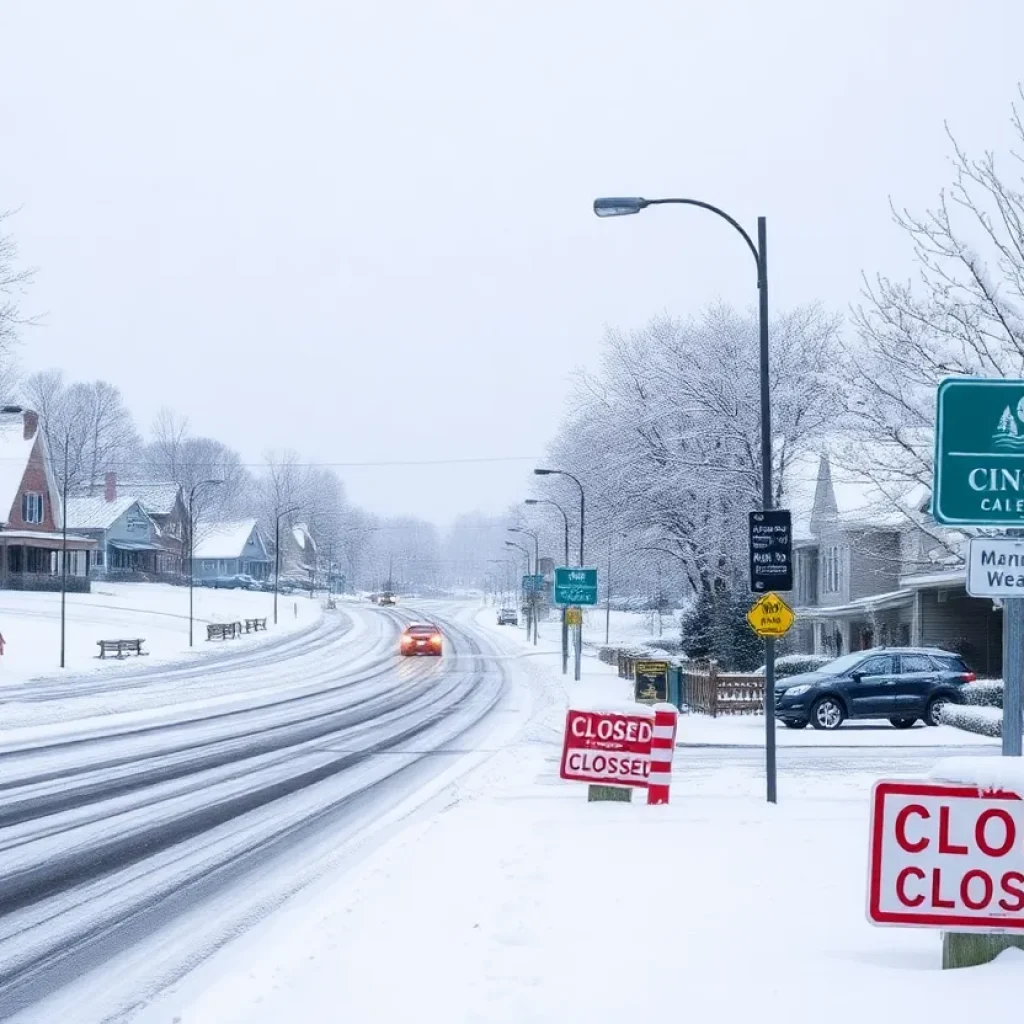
[782,684,812,697]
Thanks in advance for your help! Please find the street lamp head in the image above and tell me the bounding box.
[524,499,539,505]
[533,468,554,476]
[593,197,647,217]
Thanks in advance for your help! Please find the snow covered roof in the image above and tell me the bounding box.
[127,482,181,516]
[0,409,40,525]
[66,494,140,531]
[193,518,264,560]
[291,523,317,553]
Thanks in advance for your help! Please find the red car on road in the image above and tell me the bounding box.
[399,623,443,657]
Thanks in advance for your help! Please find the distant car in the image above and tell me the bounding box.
[209,574,260,590]
[497,608,518,626]
[773,647,977,731]
[400,622,442,656]
[379,592,397,606]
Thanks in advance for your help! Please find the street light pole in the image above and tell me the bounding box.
[505,540,531,634]
[187,478,223,647]
[526,498,570,673]
[59,433,69,669]
[274,504,301,625]
[534,468,586,680]
[594,195,777,804]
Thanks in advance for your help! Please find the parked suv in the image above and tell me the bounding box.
[774,647,976,731]
[497,608,518,626]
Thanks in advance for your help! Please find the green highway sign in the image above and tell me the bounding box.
[522,574,546,594]
[935,377,1024,525]
[554,567,598,606]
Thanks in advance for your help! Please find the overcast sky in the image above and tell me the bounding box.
[3,0,1023,524]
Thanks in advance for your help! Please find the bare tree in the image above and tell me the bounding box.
[838,86,1024,561]
[0,209,35,357]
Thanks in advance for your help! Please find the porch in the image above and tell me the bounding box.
[797,571,1002,677]
[0,530,96,593]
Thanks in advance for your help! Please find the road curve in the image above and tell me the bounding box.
[0,601,508,1022]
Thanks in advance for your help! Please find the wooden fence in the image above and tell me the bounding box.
[681,662,765,716]
[608,647,765,717]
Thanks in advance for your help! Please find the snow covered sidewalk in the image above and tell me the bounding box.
[134,607,1019,1024]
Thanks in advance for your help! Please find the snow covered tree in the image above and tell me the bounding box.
[0,210,33,390]
[543,302,842,614]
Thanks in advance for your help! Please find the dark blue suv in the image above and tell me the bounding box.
[774,647,976,731]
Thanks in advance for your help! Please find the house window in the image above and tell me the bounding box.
[823,546,843,594]
[203,560,216,571]
[22,492,44,524]
[95,549,105,568]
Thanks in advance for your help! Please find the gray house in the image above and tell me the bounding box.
[191,519,271,581]
[66,494,165,577]
[788,455,1002,676]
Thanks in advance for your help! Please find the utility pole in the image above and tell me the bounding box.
[59,433,69,669]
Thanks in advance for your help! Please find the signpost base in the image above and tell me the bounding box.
[587,785,632,802]
[942,932,1024,969]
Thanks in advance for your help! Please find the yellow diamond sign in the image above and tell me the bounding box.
[746,591,795,638]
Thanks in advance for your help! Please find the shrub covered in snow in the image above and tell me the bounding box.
[754,653,831,679]
[936,704,1002,738]
[960,679,1003,708]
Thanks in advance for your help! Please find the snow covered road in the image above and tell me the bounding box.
[0,601,511,1022]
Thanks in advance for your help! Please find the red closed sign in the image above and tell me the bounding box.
[559,707,654,788]
[868,780,1024,932]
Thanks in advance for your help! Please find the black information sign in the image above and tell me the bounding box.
[748,509,793,593]
[634,660,670,704]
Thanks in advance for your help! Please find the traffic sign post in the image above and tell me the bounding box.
[748,509,793,593]
[935,378,1024,758]
[565,606,582,627]
[553,567,598,606]
[867,779,1024,965]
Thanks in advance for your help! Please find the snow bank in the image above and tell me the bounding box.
[931,755,1024,794]
[938,704,1002,737]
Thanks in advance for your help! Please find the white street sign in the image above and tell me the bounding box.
[966,536,1024,597]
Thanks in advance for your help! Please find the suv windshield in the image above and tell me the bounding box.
[819,652,875,675]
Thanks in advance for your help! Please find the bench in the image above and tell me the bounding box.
[243,617,267,634]
[97,639,146,659]
[206,622,241,641]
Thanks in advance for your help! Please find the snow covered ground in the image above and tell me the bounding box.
[127,603,1016,1024]
[0,582,320,688]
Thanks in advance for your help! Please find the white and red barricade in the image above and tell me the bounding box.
[560,701,678,801]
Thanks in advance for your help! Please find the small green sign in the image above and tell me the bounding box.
[554,567,598,606]
[935,378,1024,525]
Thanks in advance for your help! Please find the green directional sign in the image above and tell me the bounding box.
[935,377,1024,525]
[554,567,598,606]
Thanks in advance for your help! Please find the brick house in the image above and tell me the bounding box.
[0,406,95,591]
[788,454,1001,675]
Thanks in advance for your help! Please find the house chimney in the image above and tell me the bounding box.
[105,471,117,502]
[22,409,37,440]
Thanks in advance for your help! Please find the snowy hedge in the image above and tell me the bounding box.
[936,704,1002,738]
[754,654,831,679]
[960,679,1003,708]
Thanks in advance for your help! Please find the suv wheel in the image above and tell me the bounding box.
[925,696,950,727]
[810,696,845,731]
[889,717,917,730]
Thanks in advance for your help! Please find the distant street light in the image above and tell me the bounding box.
[593,193,778,804]
[534,468,586,680]
[525,498,570,674]
[187,479,223,647]
[504,539,531,625]
[508,527,539,645]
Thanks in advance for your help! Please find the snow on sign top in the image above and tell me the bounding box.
[867,779,1024,932]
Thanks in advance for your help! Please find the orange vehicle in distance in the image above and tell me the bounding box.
[399,623,443,657]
